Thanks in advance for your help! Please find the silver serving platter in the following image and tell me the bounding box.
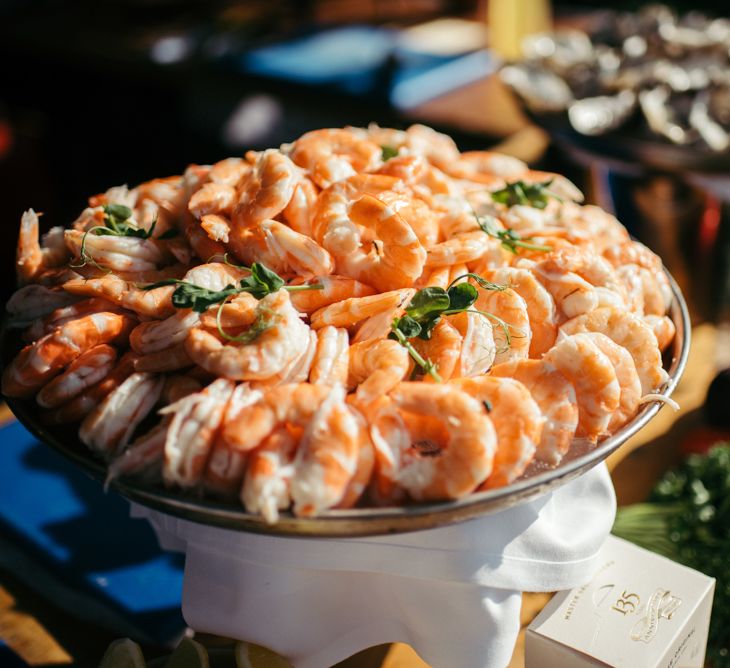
[3,269,690,538]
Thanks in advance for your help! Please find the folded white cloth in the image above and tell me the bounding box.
[133,462,616,668]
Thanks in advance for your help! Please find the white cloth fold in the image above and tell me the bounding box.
[133,462,616,668]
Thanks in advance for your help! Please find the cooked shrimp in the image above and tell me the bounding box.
[203,383,263,497]
[23,297,123,343]
[162,374,205,404]
[348,338,410,405]
[425,231,495,268]
[489,266,557,357]
[476,287,531,364]
[161,378,236,488]
[447,309,496,377]
[106,375,204,485]
[232,149,299,230]
[134,342,193,373]
[491,359,578,466]
[403,124,461,170]
[258,219,334,277]
[186,290,310,381]
[64,229,171,273]
[447,151,527,183]
[543,334,621,440]
[452,375,543,488]
[130,310,201,355]
[129,263,252,354]
[188,182,237,218]
[350,292,413,343]
[310,288,414,329]
[288,274,375,314]
[410,319,463,382]
[133,176,186,235]
[537,247,626,310]
[198,293,259,335]
[526,256,599,320]
[367,397,410,505]
[106,422,167,485]
[5,285,82,328]
[523,170,584,202]
[208,157,252,187]
[560,307,668,394]
[282,177,318,236]
[62,275,177,319]
[644,314,675,352]
[41,353,137,425]
[199,214,231,244]
[37,344,117,408]
[17,209,44,285]
[583,332,641,432]
[222,382,331,451]
[417,264,468,290]
[335,414,374,509]
[311,173,403,255]
[377,190,440,248]
[376,154,455,201]
[603,238,662,272]
[242,426,299,523]
[2,311,135,398]
[79,372,164,458]
[337,195,426,292]
[182,211,227,262]
[290,128,381,188]
[290,386,362,516]
[309,326,349,386]
[389,382,496,500]
[275,329,318,385]
[616,264,669,316]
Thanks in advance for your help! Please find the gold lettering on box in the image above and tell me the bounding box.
[611,590,640,616]
[630,589,682,643]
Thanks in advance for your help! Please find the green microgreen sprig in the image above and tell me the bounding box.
[474,212,552,255]
[215,299,281,343]
[142,262,322,313]
[490,179,563,210]
[389,275,508,381]
[70,204,159,270]
[381,145,399,161]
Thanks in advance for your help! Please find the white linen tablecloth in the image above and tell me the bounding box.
[132,462,616,668]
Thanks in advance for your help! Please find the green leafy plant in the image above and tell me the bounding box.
[613,444,730,667]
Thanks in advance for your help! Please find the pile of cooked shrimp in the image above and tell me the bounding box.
[2,124,676,523]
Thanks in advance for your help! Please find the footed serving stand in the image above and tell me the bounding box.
[134,463,615,668]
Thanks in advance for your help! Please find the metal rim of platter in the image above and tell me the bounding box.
[3,269,690,538]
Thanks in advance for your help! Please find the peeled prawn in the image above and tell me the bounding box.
[451,376,543,489]
[560,307,668,394]
[490,359,577,466]
[2,311,135,398]
[389,382,496,500]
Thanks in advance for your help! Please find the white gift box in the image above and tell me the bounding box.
[526,535,715,668]
[134,463,616,668]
